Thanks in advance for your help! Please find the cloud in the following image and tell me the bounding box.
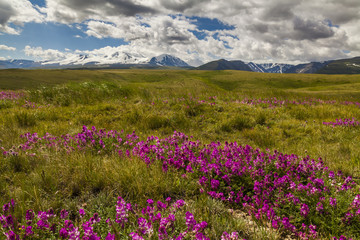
[0,44,16,51]
[45,0,157,23]
[0,2,14,25]
[159,0,210,12]
[3,0,359,64]
[262,0,299,21]
[24,45,69,61]
[0,0,44,34]
[292,17,335,40]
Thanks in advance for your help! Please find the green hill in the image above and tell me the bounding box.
[196,59,253,71]
[317,57,360,74]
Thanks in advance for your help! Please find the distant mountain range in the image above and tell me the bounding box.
[247,62,294,73]
[1,53,359,74]
[0,54,190,70]
[196,57,360,74]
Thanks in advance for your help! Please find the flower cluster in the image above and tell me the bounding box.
[3,127,360,239]
[21,100,48,109]
[0,198,242,240]
[323,118,360,127]
[152,96,360,110]
[0,91,24,100]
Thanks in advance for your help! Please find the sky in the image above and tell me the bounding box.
[0,0,359,66]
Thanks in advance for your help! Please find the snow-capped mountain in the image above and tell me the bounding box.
[149,54,190,67]
[0,59,41,69]
[247,62,294,73]
[41,52,149,66]
[0,53,190,69]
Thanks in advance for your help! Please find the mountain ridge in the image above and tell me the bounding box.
[1,55,360,74]
[196,59,252,71]
[196,57,360,74]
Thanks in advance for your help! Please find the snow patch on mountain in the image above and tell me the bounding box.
[247,62,294,73]
[41,51,149,66]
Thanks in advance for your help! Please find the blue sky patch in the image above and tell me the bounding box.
[0,22,126,59]
[29,0,46,8]
[188,30,207,40]
[188,16,235,31]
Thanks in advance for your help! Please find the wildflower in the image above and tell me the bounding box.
[79,209,86,218]
[59,228,69,239]
[147,199,154,206]
[330,197,337,207]
[130,232,145,240]
[138,217,153,235]
[221,231,239,240]
[300,203,309,217]
[185,212,196,231]
[25,226,33,236]
[5,230,19,240]
[210,179,220,190]
[25,209,34,221]
[157,201,167,211]
[316,202,324,213]
[60,209,68,219]
[105,233,115,240]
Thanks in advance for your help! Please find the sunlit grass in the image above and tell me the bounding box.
[1,69,360,239]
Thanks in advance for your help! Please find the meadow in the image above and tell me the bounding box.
[1,69,360,239]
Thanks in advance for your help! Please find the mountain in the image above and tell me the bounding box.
[41,52,149,66]
[197,59,253,71]
[0,53,190,69]
[247,62,294,73]
[149,54,190,67]
[316,57,360,74]
[0,59,41,69]
[284,61,331,74]
[1,55,360,74]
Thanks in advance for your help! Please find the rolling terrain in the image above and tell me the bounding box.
[1,69,360,239]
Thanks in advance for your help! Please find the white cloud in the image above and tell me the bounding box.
[0,44,16,51]
[7,0,360,64]
[24,45,70,61]
[0,0,44,34]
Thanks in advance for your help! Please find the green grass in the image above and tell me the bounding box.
[1,69,360,239]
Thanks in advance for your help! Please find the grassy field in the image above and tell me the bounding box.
[1,69,360,239]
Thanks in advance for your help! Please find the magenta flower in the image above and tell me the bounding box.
[147,199,154,206]
[60,209,68,219]
[221,231,240,240]
[130,232,145,240]
[330,197,337,207]
[79,209,86,218]
[59,228,69,239]
[157,201,167,211]
[185,212,196,231]
[5,230,19,240]
[25,209,35,221]
[210,179,220,190]
[105,233,115,240]
[300,203,309,217]
[316,202,324,213]
[25,226,34,236]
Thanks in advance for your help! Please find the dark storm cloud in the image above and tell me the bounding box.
[262,1,299,21]
[0,2,14,25]
[293,17,335,40]
[247,22,269,33]
[161,20,191,44]
[160,0,209,12]
[61,0,157,17]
